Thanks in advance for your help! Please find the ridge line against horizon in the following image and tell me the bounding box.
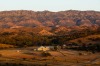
[0,9,100,12]
[0,0,100,12]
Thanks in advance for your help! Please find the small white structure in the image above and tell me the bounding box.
[37,46,50,51]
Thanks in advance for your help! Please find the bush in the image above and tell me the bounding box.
[41,52,51,57]
[78,52,83,55]
[0,54,2,57]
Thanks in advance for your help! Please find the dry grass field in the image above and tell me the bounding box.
[0,44,15,49]
[69,35,100,44]
[0,48,100,66]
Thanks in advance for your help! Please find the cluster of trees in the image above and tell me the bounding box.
[68,43,100,52]
[0,26,99,48]
[0,10,100,51]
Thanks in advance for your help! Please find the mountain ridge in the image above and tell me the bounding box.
[0,10,100,36]
[0,10,100,28]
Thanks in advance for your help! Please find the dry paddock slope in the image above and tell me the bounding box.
[0,49,100,66]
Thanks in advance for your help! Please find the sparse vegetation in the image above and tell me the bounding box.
[0,10,100,66]
[0,44,15,49]
[41,52,51,57]
[0,54,2,57]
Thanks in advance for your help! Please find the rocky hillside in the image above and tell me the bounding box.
[0,10,100,50]
[0,10,100,29]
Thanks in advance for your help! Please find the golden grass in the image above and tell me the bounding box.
[0,44,14,48]
[69,34,100,44]
[0,49,100,66]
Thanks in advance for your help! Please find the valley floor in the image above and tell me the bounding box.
[0,48,100,66]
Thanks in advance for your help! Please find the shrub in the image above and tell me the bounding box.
[41,52,51,57]
[78,52,82,55]
[0,54,2,57]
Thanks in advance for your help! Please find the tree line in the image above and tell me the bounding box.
[0,26,99,47]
